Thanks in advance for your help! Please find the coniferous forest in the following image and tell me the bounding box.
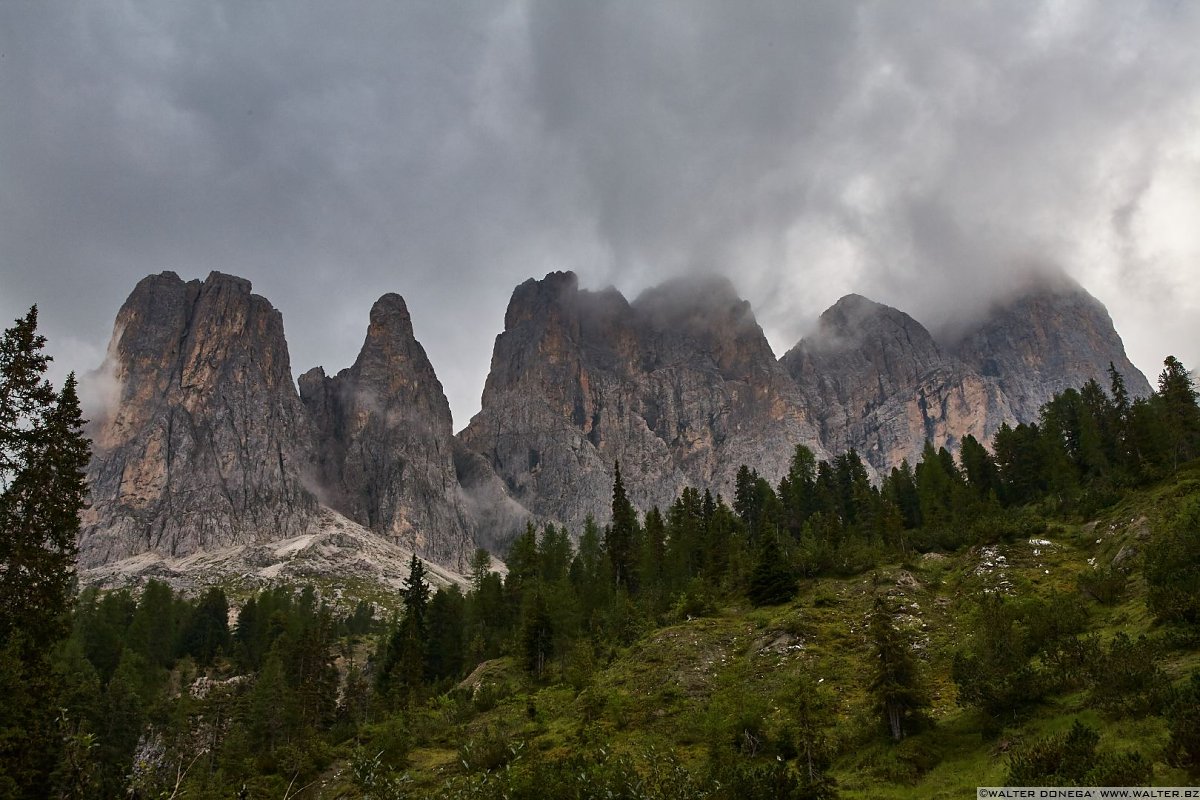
[3,307,1200,798]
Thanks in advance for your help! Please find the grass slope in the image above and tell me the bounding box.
[332,466,1200,796]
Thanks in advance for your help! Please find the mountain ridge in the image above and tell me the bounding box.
[78,269,1154,582]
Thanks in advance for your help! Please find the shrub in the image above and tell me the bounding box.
[1145,496,1200,626]
[1007,720,1150,786]
[1077,566,1127,604]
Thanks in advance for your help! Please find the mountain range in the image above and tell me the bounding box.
[76,269,1151,586]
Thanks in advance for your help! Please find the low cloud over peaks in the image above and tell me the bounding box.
[2,1,1198,426]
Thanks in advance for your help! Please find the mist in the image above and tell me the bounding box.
[2,1,1198,428]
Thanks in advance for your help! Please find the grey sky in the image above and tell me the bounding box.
[2,1,1198,430]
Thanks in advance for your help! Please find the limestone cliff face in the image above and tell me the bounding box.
[458,271,827,531]
[79,272,318,567]
[782,295,1014,475]
[948,277,1153,418]
[79,268,1152,577]
[781,280,1151,477]
[299,294,473,569]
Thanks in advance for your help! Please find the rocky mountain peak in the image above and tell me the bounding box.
[80,271,317,567]
[948,278,1152,413]
[633,275,777,381]
[814,294,931,345]
[504,270,580,330]
[461,272,825,534]
[780,292,1005,474]
[368,292,413,332]
[787,294,945,381]
[300,292,471,569]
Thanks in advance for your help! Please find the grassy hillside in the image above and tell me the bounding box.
[333,463,1200,797]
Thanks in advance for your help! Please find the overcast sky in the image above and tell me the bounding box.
[2,1,1198,430]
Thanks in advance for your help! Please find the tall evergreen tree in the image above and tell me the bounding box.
[869,597,929,741]
[779,444,818,537]
[605,462,638,591]
[398,555,431,687]
[425,586,466,682]
[521,589,554,678]
[0,309,90,797]
[1,311,89,650]
[1156,355,1200,470]
[747,528,797,607]
[179,587,230,666]
[959,435,999,499]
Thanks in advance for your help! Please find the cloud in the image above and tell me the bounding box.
[2,1,1199,428]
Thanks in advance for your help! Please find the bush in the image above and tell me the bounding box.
[357,717,411,769]
[458,725,523,773]
[1145,496,1200,626]
[1007,720,1150,786]
[1077,566,1127,604]
[1166,672,1200,771]
[1085,633,1171,716]
[671,579,717,620]
[709,757,835,800]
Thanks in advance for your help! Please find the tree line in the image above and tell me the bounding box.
[3,302,1199,797]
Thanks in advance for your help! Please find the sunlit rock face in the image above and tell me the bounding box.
[80,271,318,567]
[947,276,1153,418]
[299,293,474,570]
[782,294,1015,476]
[458,271,828,532]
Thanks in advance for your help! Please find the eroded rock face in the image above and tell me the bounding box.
[782,294,1015,475]
[458,271,827,532]
[299,294,474,570]
[948,276,1153,417]
[79,272,318,566]
[781,279,1151,477]
[79,268,1153,577]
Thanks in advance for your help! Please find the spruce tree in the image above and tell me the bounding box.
[869,597,929,741]
[605,461,638,591]
[747,528,797,607]
[397,555,430,689]
[1156,355,1200,469]
[0,309,91,796]
[1,311,89,650]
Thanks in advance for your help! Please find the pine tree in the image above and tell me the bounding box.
[505,522,540,607]
[605,462,639,591]
[747,528,797,607]
[395,555,431,690]
[959,435,999,499]
[869,597,929,741]
[179,587,230,666]
[1,310,90,650]
[425,586,466,682]
[0,309,91,796]
[1144,495,1200,627]
[637,506,667,608]
[1156,355,1200,470]
[521,589,554,679]
[571,515,610,632]
[779,444,818,537]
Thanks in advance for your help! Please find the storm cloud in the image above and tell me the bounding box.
[2,1,1198,428]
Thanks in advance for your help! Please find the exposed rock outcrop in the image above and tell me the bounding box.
[948,275,1153,417]
[782,294,1014,475]
[299,294,474,570]
[78,506,468,596]
[79,272,318,566]
[781,277,1151,477]
[458,271,827,532]
[78,267,1154,580]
